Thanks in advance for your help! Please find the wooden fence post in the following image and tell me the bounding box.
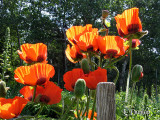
[96,82,116,120]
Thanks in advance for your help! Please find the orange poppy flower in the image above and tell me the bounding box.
[66,24,98,45]
[20,81,62,105]
[97,36,125,58]
[77,32,100,52]
[63,68,85,91]
[115,8,142,37]
[84,67,107,90]
[17,43,47,63]
[0,96,28,119]
[65,44,86,63]
[14,63,55,86]
[74,109,97,120]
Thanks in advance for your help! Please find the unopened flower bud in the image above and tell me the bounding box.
[81,58,90,74]
[102,10,109,19]
[0,80,9,98]
[74,79,86,98]
[132,65,143,82]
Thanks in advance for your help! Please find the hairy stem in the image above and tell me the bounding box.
[32,85,37,102]
[125,37,133,103]
[90,91,96,120]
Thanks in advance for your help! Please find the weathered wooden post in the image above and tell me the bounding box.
[96,82,116,120]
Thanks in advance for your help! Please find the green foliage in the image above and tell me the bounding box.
[116,88,160,120]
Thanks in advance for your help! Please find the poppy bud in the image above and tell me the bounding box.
[102,10,109,19]
[131,65,143,82]
[74,79,86,98]
[81,58,90,74]
[0,80,9,98]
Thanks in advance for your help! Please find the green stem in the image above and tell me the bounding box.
[60,98,77,120]
[112,66,119,84]
[90,91,96,120]
[102,18,109,35]
[77,98,80,119]
[34,104,44,118]
[82,88,91,118]
[15,116,34,120]
[99,53,103,67]
[129,82,136,106]
[32,85,37,102]
[90,61,98,68]
[125,37,133,103]
[79,99,84,117]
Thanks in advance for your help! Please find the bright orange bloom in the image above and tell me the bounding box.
[14,63,55,86]
[20,81,62,105]
[66,24,98,45]
[0,96,28,119]
[77,32,100,52]
[115,8,142,37]
[84,67,107,90]
[74,109,97,120]
[17,43,47,63]
[86,110,97,120]
[63,68,85,91]
[65,44,86,63]
[97,36,125,58]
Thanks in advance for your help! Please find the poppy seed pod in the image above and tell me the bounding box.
[0,80,9,98]
[74,79,86,98]
[131,64,143,82]
[102,10,109,18]
[81,58,90,74]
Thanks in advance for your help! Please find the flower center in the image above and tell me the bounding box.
[28,95,33,101]
[132,40,137,48]
[127,24,139,33]
[37,55,45,62]
[40,95,50,104]
[75,53,83,59]
[36,77,46,85]
[87,45,93,51]
[106,49,118,58]
[26,57,33,63]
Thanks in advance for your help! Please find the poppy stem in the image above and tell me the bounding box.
[125,37,133,103]
[60,98,77,120]
[14,116,34,120]
[77,98,81,119]
[129,82,136,106]
[99,53,103,67]
[112,66,119,84]
[102,18,109,36]
[91,91,96,120]
[82,88,91,117]
[34,104,44,118]
[32,85,37,102]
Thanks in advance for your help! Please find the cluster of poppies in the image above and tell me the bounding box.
[64,7,144,91]
[65,8,143,64]
[0,7,145,119]
[0,43,62,119]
